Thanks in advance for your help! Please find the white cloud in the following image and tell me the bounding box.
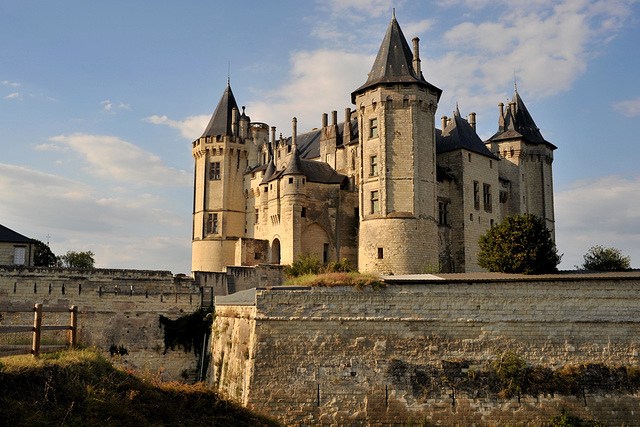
[322,0,396,18]
[555,175,640,269]
[101,99,112,111]
[5,92,20,99]
[1,80,21,87]
[48,133,191,188]
[0,163,191,273]
[144,114,210,140]
[246,49,374,133]
[612,97,640,117]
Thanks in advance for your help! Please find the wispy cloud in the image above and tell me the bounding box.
[101,99,131,113]
[48,133,191,188]
[612,97,640,117]
[1,80,21,87]
[555,174,640,269]
[5,92,20,99]
[144,114,210,140]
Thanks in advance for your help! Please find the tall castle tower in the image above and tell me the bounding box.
[191,82,267,272]
[485,89,556,235]
[352,13,442,274]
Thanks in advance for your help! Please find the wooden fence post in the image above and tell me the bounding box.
[70,306,78,347]
[32,303,43,357]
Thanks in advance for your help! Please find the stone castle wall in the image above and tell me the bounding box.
[210,272,640,425]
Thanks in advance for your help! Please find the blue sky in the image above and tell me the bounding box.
[2,0,639,274]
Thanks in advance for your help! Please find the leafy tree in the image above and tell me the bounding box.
[581,245,631,271]
[57,250,95,269]
[283,253,321,278]
[477,214,561,274]
[33,240,57,267]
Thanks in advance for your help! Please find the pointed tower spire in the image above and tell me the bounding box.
[201,82,239,138]
[351,14,441,102]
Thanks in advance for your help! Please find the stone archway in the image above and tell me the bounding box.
[271,238,281,264]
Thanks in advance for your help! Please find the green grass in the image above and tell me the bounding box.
[283,271,385,289]
[0,348,280,427]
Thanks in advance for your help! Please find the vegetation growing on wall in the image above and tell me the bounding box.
[388,352,640,402]
[158,307,214,356]
[284,272,384,290]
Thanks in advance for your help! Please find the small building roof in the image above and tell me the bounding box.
[0,224,36,244]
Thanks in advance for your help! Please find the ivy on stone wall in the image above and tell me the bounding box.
[158,307,214,356]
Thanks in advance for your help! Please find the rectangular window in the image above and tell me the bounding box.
[255,209,259,223]
[370,118,378,138]
[438,200,450,225]
[473,181,480,210]
[288,177,294,184]
[323,243,329,263]
[301,207,307,217]
[207,213,219,234]
[483,184,492,212]
[370,155,378,176]
[371,190,379,214]
[377,247,384,259]
[13,246,26,265]
[209,162,221,180]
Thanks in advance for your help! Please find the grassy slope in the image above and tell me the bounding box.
[0,349,280,427]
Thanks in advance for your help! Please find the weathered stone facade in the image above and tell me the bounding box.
[191,15,556,275]
[210,272,640,425]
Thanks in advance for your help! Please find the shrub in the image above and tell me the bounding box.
[581,245,631,271]
[283,253,321,278]
[478,214,561,274]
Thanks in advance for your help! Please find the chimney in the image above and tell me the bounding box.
[292,117,297,149]
[509,101,516,118]
[499,102,504,119]
[231,107,238,136]
[469,112,476,131]
[331,110,337,126]
[412,37,421,76]
[344,108,352,144]
[441,116,448,130]
[322,113,328,128]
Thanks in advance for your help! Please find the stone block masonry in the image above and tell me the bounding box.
[210,272,640,425]
[0,266,203,380]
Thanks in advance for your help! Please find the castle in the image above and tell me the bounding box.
[191,14,556,275]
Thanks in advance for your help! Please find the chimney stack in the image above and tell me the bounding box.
[412,37,421,76]
[469,112,476,131]
[322,113,328,128]
[331,110,337,126]
[441,116,448,130]
[292,117,297,149]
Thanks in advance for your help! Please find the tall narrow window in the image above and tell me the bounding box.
[255,209,259,223]
[370,155,378,176]
[207,213,219,234]
[473,181,480,210]
[377,247,384,259]
[370,118,378,138]
[210,162,221,180]
[371,190,379,214]
[438,200,450,225]
[483,184,492,212]
[323,243,329,263]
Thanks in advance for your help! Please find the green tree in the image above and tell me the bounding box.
[33,240,57,267]
[477,214,561,274]
[581,245,631,271]
[57,250,95,269]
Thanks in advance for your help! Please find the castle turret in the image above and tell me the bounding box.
[486,88,556,235]
[191,82,256,272]
[351,12,442,274]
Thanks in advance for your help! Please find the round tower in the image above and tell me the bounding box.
[352,14,442,275]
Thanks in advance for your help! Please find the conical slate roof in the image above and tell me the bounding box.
[352,14,441,102]
[201,82,239,138]
[437,111,498,159]
[488,90,556,149]
[282,148,304,176]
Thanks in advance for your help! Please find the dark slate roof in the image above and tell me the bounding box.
[267,157,346,185]
[283,118,358,160]
[201,82,239,138]
[282,148,303,175]
[488,90,557,149]
[352,16,441,103]
[260,159,275,184]
[0,224,35,244]
[437,112,499,159]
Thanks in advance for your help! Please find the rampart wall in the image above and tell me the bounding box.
[210,272,640,426]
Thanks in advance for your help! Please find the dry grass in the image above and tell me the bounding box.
[283,271,385,290]
[0,348,280,426]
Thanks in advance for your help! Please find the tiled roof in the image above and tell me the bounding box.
[201,82,239,138]
[0,224,35,244]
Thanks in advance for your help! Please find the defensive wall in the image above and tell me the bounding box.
[0,264,284,380]
[210,271,640,426]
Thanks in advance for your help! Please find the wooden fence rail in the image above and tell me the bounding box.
[0,303,77,357]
